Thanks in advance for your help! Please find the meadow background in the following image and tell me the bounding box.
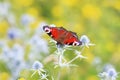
[0,0,120,80]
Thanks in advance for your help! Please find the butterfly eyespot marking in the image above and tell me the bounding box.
[72,41,80,46]
[44,27,51,33]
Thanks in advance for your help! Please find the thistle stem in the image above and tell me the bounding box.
[59,53,62,65]
[81,46,85,53]
[57,47,64,66]
[57,69,61,80]
[67,55,79,64]
[66,47,85,64]
[31,70,37,77]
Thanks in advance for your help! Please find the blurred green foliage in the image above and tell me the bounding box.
[0,0,120,80]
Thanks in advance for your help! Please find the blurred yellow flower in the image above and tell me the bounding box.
[18,77,26,80]
[13,0,33,7]
[27,7,39,17]
[72,24,84,34]
[112,1,120,10]
[52,6,63,17]
[0,72,10,80]
[82,4,102,20]
[0,21,9,38]
[112,44,120,63]
[106,42,115,53]
[53,20,65,27]
[102,0,113,7]
[87,75,99,80]
[15,0,34,7]
[60,0,79,7]
[118,43,120,52]
[103,0,120,10]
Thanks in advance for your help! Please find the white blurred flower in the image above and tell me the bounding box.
[35,22,48,35]
[1,43,26,79]
[7,27,23,40]
[98,64,119,80]
[11,43,24,60]
[29,35,49,54]
[7,13,16,25]
[1,44,11,60]
[0,2,10,17]
[10,59,25,78]
[80,35,95,48]
[92,57,101,66]
[2,43,24,60]
[0,40,6,49]
[21,14,35,26]
[0,41,10,60]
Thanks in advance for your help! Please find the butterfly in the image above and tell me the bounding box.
[43,25,82,46]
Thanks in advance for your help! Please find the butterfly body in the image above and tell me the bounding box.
[43,26,82,46]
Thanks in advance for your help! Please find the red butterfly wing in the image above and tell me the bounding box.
[50,27,68,44]
[63,31,81,46]
[43,26,65,40]
[43,26,82,46]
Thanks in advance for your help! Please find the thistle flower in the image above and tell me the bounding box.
[107,68,118,79]
[80,35,95,48]
[31,61,47,79]
[98,64,119,80]
[32,61,43,70]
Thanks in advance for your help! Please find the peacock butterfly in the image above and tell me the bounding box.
[43,25,82,46]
